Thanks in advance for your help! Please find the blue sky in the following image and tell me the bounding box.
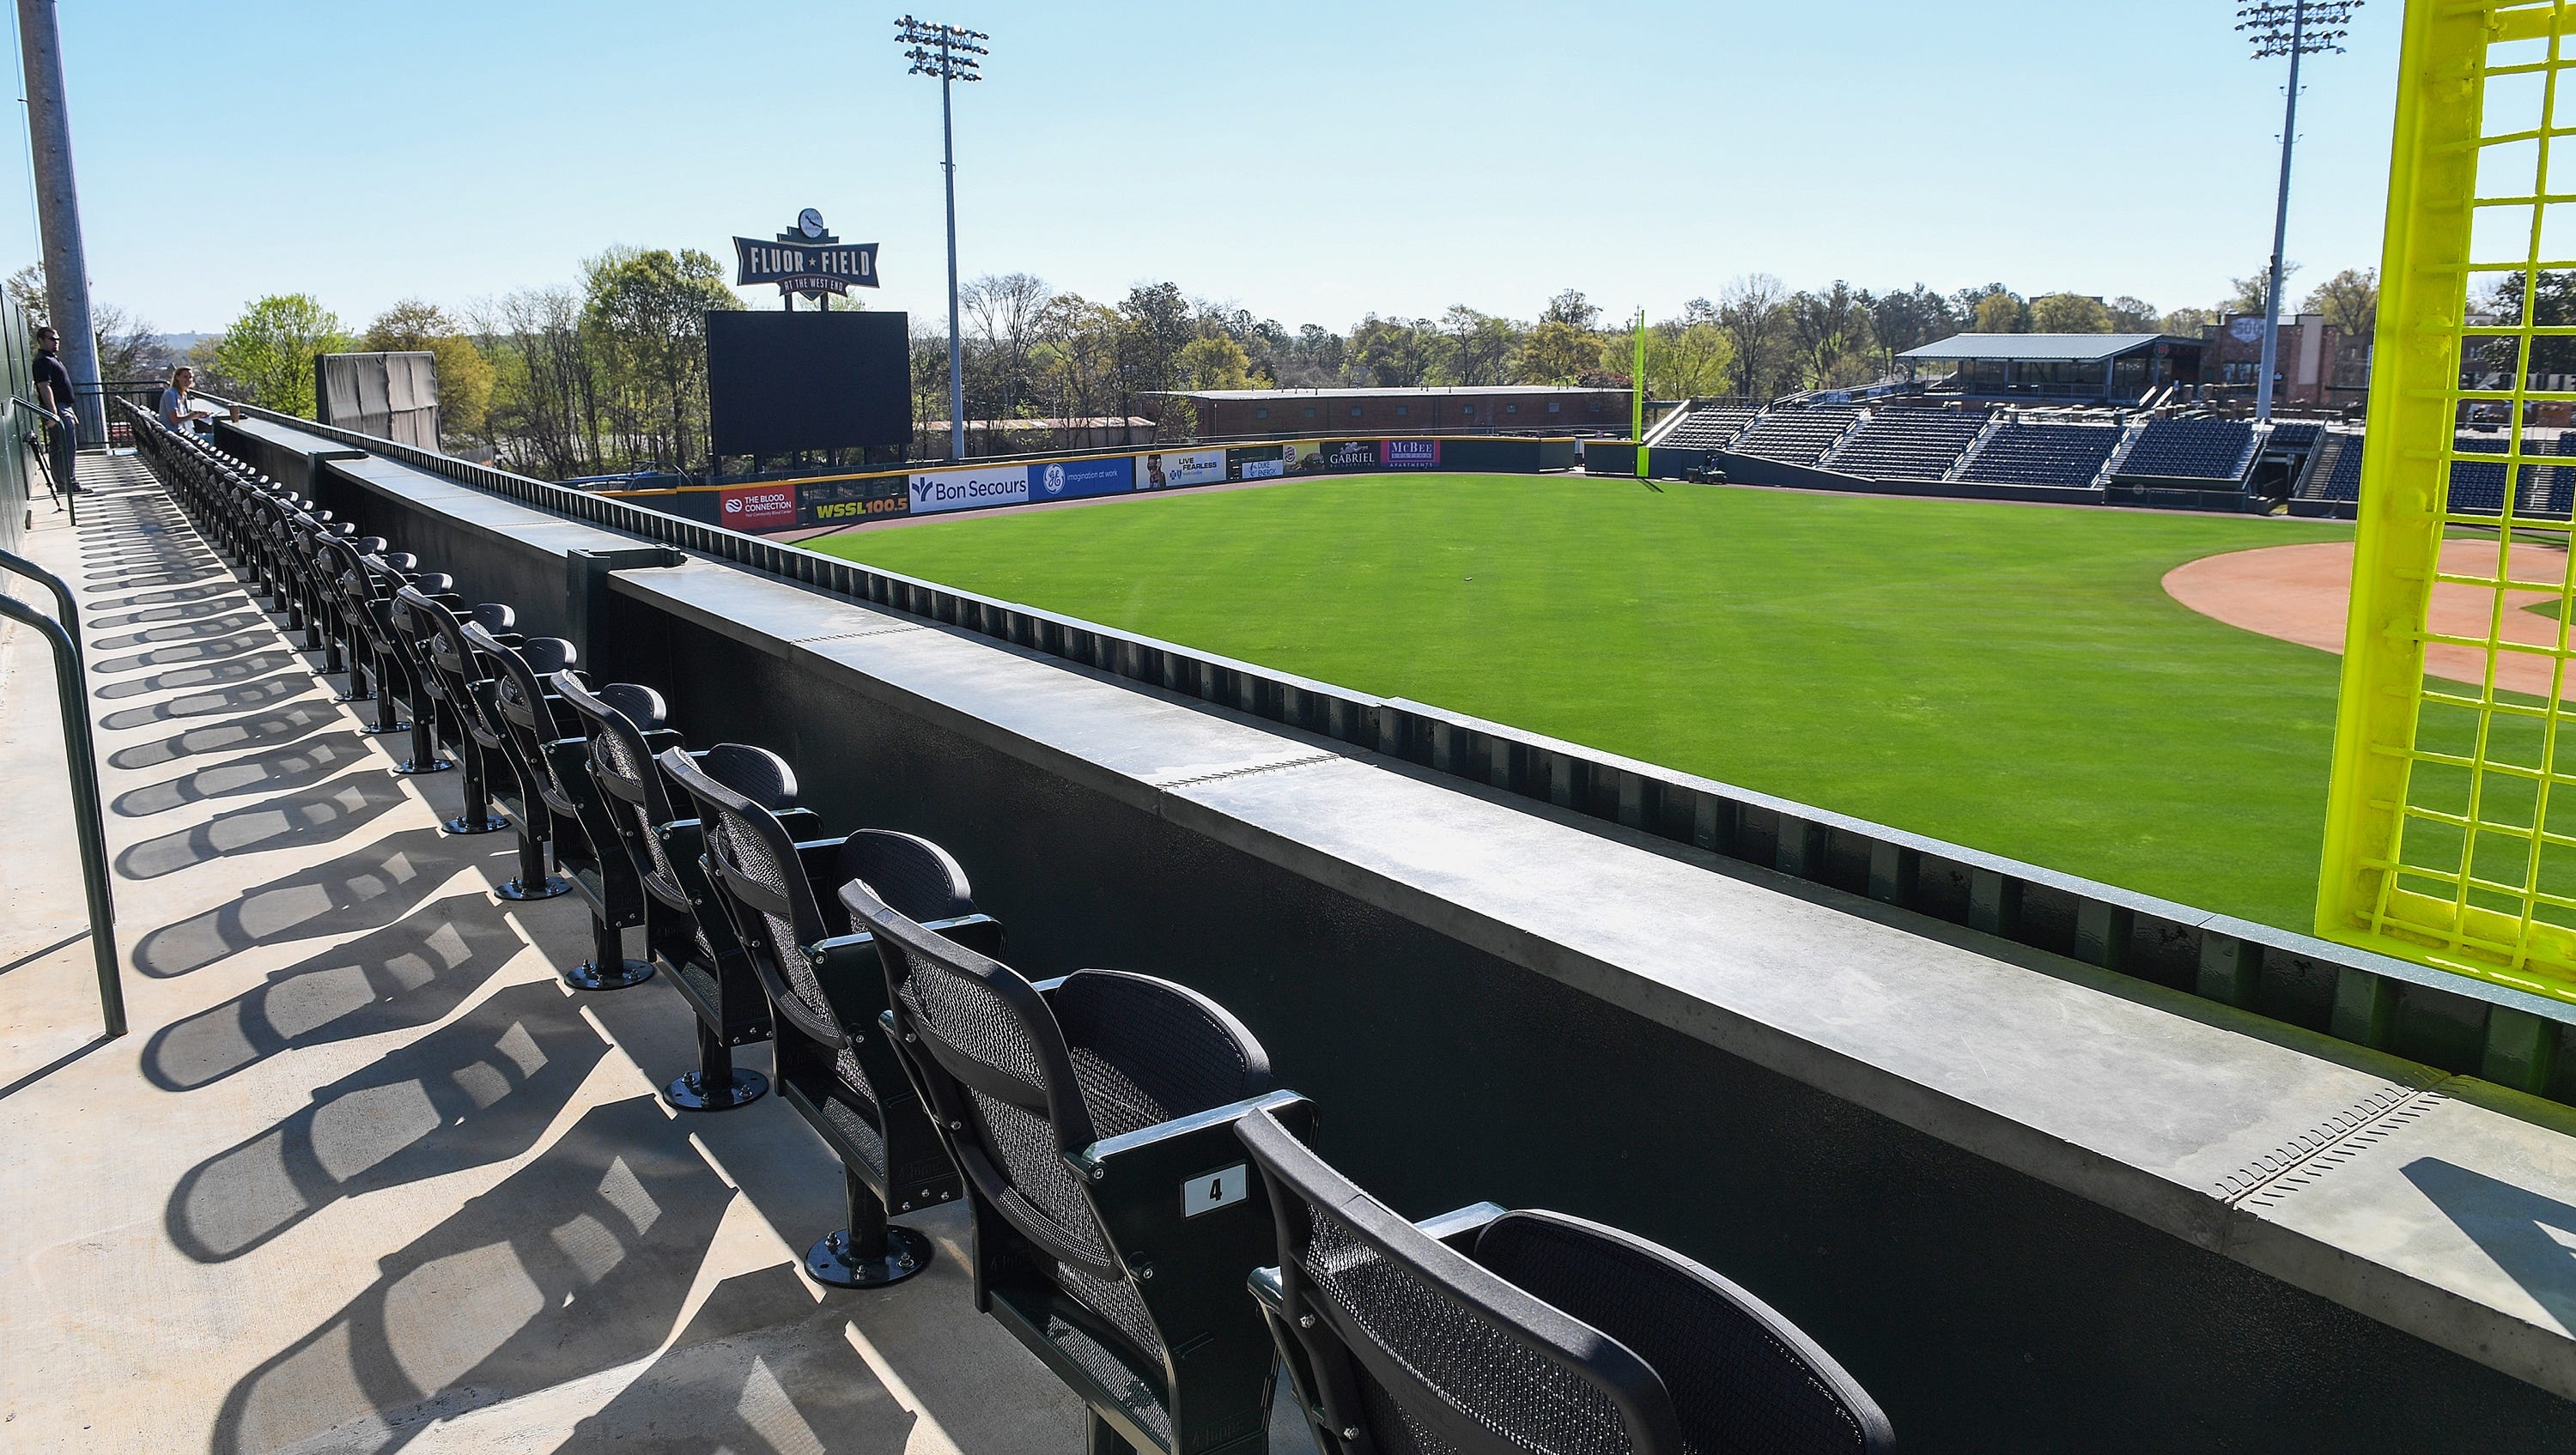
[13,1,2401,335]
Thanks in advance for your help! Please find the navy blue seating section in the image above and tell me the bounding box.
[1956,423,2122,488]
[2322,433,2366,501]
[1662,406,1759,450]
[1734,409,1860,466]
[1827,410,1990,481]
[2267,421,2324,452]
[2119,419,2255,481]
[2553,433,2576,515]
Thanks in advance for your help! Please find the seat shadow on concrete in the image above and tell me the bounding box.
[118,768,410,880]
[103,676,325,740]
[92,610,273,651]
[207,1097,787,1455]
[82,582,252,615]
[131,826,461,978]
[90,598,262,631]
[143,890,532,1092]
[90,630,281,677]
[111,706,348,773]
[166,979,608,1264]
[2403,1157,2576,1339]
[94,648,304,700]
[115,731,372,817]
[544,1264,921,1453]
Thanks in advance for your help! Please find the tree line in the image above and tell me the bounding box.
[26,252,2384,481]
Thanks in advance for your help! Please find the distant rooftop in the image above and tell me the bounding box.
[1899,332,2189,364]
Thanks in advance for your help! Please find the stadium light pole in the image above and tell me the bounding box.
[896,15,986,463]
[2237,0,2360,422]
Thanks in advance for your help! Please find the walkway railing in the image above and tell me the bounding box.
[0,543,122,1036]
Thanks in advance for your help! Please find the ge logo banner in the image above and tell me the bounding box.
[1042,463,1066,496]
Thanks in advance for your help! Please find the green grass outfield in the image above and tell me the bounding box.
[808,475,2357,932]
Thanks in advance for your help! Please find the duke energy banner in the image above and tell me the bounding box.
[1032,456,1136,501]
[910,464,1030,515]
[1139,447,1228,490]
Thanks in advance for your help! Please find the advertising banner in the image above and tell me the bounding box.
[1139,447,1228,490]
[1228,445,1288,481]
[910,464,1030,515]
[1031,455,1136,502]
[719,482,800,531]
[798,476,910,527]
[1382,439,1442,470]
[1285,441,1326,474]
[1318,439,1380,471]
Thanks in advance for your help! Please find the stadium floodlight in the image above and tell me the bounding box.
[2236,0,2361,423]
[896,15,988,463]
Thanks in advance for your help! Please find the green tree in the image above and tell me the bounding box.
[2028,293,2114,333]
[2227,262,2300,317]
[362,298,496,441]
[1519,318,1604,384]
[1716,274,1794,399]
[1177,333,1254,391]
[1640,307,1735,397]
[2106,296,2160,332]
[2302,268,2379,335]
[1540,289,1600,330]
[211,294,352,415]
[1431,306,1522,386]
[1868,285,1959,373]
[1350,315,1438,387]
[1971,291,2027,334]
[582,246,741,468]
[2160,306,2215,337]
[1791,282,1874,386]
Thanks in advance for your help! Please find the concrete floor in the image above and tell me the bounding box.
[0,458,1312,1453]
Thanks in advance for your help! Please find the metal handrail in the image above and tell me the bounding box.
[0,555,122,1037]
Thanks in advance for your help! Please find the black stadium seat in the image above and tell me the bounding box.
[1733,409,1860,467]
[1236,1106,1893,1455]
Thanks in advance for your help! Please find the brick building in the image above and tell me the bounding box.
[2197,312,2372,411]
[1147,385,1630,440]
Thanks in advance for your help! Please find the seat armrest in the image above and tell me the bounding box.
[1417,1202,1509,1254]
[775,806,822,838]
[793,836,842,889]
[921,912,1004,961]
[1071,1091,1316,1306]
[637,728,683,756]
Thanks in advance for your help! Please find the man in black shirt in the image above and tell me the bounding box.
[31,325,79,494]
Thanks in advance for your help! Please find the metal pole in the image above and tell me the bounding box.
[15,0,101,443]
[2255,0,2306,423]
[940,41,966,463]
[1632,309,1647,479]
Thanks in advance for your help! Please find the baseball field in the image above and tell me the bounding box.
[805,475,2357,932]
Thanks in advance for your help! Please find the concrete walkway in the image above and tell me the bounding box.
[0,456,1271,1452]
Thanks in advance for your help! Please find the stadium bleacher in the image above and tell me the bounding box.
[1827,409,1992,481]
[1956,421,2123,488]
[1662,404,1760,450]
[2449,434,2512,515]
[2266,421,2324,452]
[2318,432,2366,502]
[1733,408,1860,466]
[2117,418,2257,482]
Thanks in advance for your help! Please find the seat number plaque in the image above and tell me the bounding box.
[1184,1163,1249,1217]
